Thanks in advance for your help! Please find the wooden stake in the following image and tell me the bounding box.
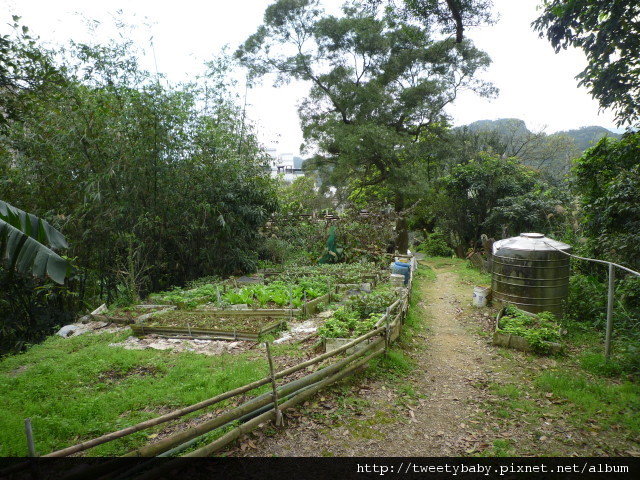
[265,342,283,427]
[385,307,391,355]
[289,285,293,322]
[24,418,37,457]
[303,290,307,317]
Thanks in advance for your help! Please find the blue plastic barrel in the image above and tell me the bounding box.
[391,262,411,286]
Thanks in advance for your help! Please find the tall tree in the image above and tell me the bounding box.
[237,0,495,253]
[572,134,640,272]
[401,0,495,42]
[533,0,640,127]
[1,27,278,302]
[431,153,569,255]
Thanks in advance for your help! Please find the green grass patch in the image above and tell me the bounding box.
[491,383,523,400]
[344,409,396,440]
[420,256,490,285]
[477,439,516,457]
[454,262,491,286]
[370,350,413,378]
[535,371,640,432]
[579,352,624,377]
[414,264,437,282]
[0,331,269,456]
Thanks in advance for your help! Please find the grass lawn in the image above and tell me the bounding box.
[0,329,269,456]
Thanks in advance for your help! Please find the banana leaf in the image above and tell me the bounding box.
[0,200,69,284]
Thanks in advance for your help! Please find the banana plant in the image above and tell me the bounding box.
[0,199,69,284]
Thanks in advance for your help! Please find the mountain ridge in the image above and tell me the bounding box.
[460,118,621,152]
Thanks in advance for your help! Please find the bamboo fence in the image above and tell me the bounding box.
[5,261,415,476]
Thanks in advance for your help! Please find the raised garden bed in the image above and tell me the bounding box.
[318,281,399,344]
[131,311,285,341]
[93,305,175,325]
[142,311,278,330]
[493,306,563,355]
[149,277,331,312]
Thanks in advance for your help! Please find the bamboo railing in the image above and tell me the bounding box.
[5,261,415,475]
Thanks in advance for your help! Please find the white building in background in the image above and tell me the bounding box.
[266,150,305,182]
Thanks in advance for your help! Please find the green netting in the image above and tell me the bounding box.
[319,226,344,264]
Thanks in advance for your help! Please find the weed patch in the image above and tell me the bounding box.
[535,372,640,432]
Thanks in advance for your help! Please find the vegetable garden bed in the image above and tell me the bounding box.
[94,305,175,325]
[3,257,415,464]
[493,305,563,354]
[149,276,333,311]
[130,312,285,341]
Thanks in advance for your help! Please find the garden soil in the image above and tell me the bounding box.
[224,261,639,458]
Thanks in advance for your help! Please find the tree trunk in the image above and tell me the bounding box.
[394,191,409,254]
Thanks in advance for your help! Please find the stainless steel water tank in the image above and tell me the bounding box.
[491,233,571,317]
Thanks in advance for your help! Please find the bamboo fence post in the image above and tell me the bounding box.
[39,326,384,459]
[265,342,283,426]
[385,307,391,355]
[303,290,307,317]
[24,418,37,457]
[181,342,385,459]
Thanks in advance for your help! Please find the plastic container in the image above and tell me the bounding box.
[391,262,411,286]
[472,286,490,307]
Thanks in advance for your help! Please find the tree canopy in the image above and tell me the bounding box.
[1,22,279,303]
[533,0,640,127]
[237,0,496,252]
[401,0,495,42]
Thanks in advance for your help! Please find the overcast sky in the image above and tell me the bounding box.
[1,0,619,155]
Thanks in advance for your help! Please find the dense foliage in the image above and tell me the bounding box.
[0,21,279,352]
[425,153,569,255]
[0,269,76,353]
[0,25,278,308]
[565,133,640,373]
[264,208,396,265]
[533,0,640,127]
[237,0,496,252]
[571,133,640,272]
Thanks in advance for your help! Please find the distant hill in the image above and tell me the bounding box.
[455,119,622,179]
[466,118,528,136]
[462,118,620,153]
[554,125,621,151]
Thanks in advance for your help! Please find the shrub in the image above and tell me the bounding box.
[416,230,453,257]
[0,268,75,354]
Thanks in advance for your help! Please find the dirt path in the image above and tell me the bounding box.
[225,262,639,457]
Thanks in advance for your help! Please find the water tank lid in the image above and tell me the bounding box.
[493,233,571,254]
